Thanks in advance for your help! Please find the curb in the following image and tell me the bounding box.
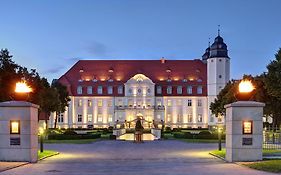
[209,152,227,162]
[39,152,59,161]
[0,162,29,173]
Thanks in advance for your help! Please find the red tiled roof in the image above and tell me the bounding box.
[58,59,207,96]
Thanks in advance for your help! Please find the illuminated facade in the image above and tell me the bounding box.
[49,34,230,129]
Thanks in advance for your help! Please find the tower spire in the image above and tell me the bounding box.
[218,25,221,36]
[208,37,211,47]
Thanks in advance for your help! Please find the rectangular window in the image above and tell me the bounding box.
[157,114,161,119]
[77,114,82,122]
[146,99,151,107]
[10,120,20,134]
[118,86,123,94]
[118,99,123,106]
[97,86,103,94]
[78,99,82,107]
[87,114,93,122]
[197,99,202,107]
[187,86,192,94]
[187,99,192,106]
[198,114,203,122]
[128,99,133,107]
[97,99,103,107]
[167,99,172,107]
[108,86,113,94]
[167,86,172,94]
[87,86,92,94]
[97,114,102,122]
[197,86,203,94]
[177,86,182,94]
[77,86,82,94]
[108,114,113,122]
[188,114,193,123]
[156,86,162,94]
[167,114,171,122]
[88,100,92,107]
[108,100,113,107]
[58,114,64,123]
[157,99,162,106]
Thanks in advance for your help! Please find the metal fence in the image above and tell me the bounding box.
[263,127,281,150]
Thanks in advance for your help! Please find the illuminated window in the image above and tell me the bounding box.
[198,114,203,122]
[167,86,172,94]
[187,86,192,94]
[97,99,103,107]
[188,114,193,123]
[10,120,20,134]
[187,99,192,106]
[167,114,171,122]
[167,100,172,107]
[58,114,64,123]
[77,86,82,94]
[108,86,113,94]
[77,114,82,122]
[87,86,92,94]
[177,86,182,94]
[118,86,123,94]
[108,114,113,122]
[97,114,103,122]
[97,86,103,94]
[108,100,113,107]
[157,114,161,119]
[78,99,82,107]
[157,99,162,106]
[157,86,162,94]
[128,99,133,106]
[87,114,93,122]
[197,99,202,107]
[197,86,203,94]
[88,100,92,107]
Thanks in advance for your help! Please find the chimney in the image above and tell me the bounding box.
[161,57,166,64]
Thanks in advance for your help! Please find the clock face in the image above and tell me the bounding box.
[138,89,142,93]
[147,88,151,94]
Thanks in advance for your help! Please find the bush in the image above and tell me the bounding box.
[48,133,101,140]
[64,129,77,135]
[109,134,116,140]
[173,132,194,139]
[165,127,172,133]
[172,128,181,132]
[195,131,214,139]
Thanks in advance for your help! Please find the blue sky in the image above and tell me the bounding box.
[0,0,280,82]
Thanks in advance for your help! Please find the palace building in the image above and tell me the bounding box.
[49,33,230,129]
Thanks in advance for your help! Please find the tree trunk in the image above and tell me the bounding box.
[54,113,58,129]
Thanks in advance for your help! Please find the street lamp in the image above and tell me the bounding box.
[39,127,44,153]
[218,125,223,151]
[14,81,32,101]
[236,79,255,101]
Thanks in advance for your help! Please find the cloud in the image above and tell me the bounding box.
[86,41,109,57]
[42,65,65,74]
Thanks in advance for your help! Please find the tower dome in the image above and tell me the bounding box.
[209,34,229,58]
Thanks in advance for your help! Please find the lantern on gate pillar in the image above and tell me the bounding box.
[235,79,255,101]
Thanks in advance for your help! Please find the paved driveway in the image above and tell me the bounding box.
[0,140,276,175]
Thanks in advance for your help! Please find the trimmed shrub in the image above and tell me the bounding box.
[109,134,116,140]
[64,129,77,135]
[173,132,185,139]
[48,133,101,140]
[164,127,172,133]
[172,128,181,132]
[195,131,214,139]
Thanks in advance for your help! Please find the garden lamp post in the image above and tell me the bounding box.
[218,125,223,151]
[14,81,32,101]
[39,127,44,153]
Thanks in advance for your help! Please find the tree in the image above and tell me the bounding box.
[265,48,281,100]
[52,82,70,128]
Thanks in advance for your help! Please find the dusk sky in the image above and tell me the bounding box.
[0,0,280,82]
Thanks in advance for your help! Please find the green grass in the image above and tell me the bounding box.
[181,139,225,143]
[242,160,281,173]
[44,139,98,144]
[210,149,281,158]
[38,150,58,159]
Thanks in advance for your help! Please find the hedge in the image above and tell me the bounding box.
[48,133,101,140]
[173,131,225,140]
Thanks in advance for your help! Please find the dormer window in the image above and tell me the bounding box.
[77,86,82,94]
[197,86,203,94]
[97,86,103,94]
[107,86,113,94]
[182,79,187,82]
[167,86,172,94]
[87,86,92,94]
[118,86,123,94]
[157,86,162,94]
[177,86,182,94]
[197,78,202,82]
[93,78,98,82]
[187,86,192,94]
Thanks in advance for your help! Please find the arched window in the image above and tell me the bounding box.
[167,86,172,94]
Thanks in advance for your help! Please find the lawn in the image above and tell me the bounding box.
[44,139,98,144]
[210,149,281,158]
[242,160,281,173]
[38,150,58,159]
